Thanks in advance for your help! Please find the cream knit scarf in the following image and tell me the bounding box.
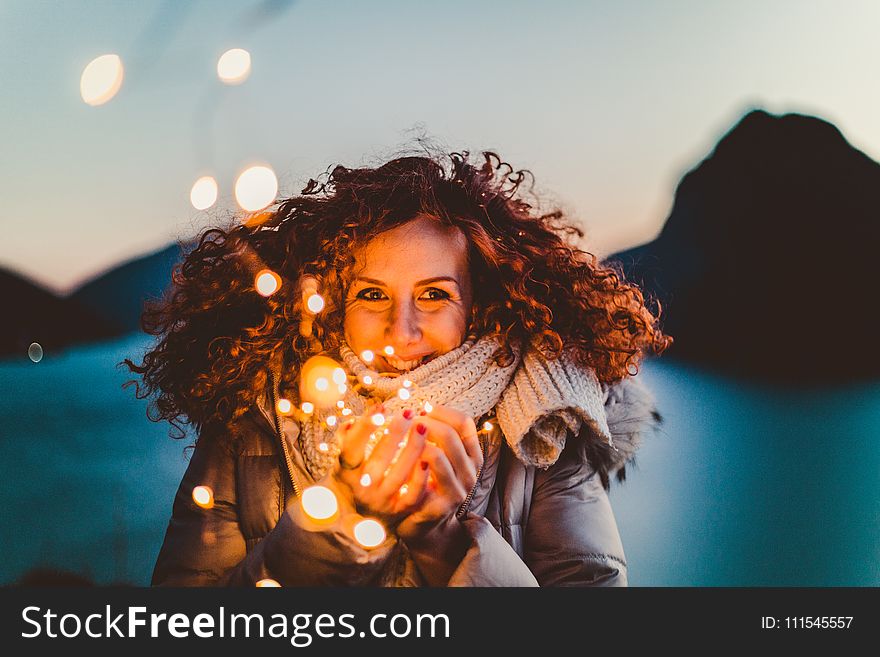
[298,334,615,480]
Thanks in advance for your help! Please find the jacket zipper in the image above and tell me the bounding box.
[456,425,488,519]
[269,370,301,500]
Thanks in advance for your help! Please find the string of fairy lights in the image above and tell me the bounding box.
[78,46,497,586]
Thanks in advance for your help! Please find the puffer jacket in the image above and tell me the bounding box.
[151,374,660,587]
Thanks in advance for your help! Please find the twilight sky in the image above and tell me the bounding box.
[2,0,879,293]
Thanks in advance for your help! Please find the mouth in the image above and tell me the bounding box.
[382,354,434,372]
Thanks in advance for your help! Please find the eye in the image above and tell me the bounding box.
[355,288,386,301]
[421,288,451,301]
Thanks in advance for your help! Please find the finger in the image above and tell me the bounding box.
[420,442,467,500]
[395,458,430,509]
[379,421,427,496]
[421,404,482,471]
[362,409,415,482]
[338,403,384,470]
[417,416,475,486]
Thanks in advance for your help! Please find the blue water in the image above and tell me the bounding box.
[1,336,878,585]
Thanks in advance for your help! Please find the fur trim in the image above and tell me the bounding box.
[584,376,662,490]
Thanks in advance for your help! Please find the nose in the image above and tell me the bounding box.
[386,299,422,347]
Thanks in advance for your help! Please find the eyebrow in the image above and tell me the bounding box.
[354,276,460,288]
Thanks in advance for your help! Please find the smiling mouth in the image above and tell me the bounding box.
[383,354,433,371]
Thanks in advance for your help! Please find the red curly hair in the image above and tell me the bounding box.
[126,151,671,438]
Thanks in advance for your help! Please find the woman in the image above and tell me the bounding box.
[128,151,671,586]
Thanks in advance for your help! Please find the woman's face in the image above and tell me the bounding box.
[343,215,474,374]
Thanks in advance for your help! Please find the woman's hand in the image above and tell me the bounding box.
[331,405,430,530]
[395,405,484,544]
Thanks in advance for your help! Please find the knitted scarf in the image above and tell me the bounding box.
[297,334,616,480]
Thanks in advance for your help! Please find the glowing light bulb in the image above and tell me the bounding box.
[276,398,293,415]
[360,350,374,363]
[318,442,329,452]
[360,473,372,487]
[353,518,386,548]
[397,388,411,401]
[383,346,395,356]
[80,54,124,106]
[399,484,409,496]
[332,368,347,385]
[256,578,281,587]
[192,485,214,509]
[301,485,338,520]
[217,48,251,85]
[300,355,347,408]
[336,400,345,409]
[306,293,325,313]
[371,413,385,426]
[341,408,352,416]
[28,342,43,363]
[326,415,337,427]
[483,421,494,432]
[363,375,373,385]
[190,176,218,210]
[234,165,278,212]
[301,402,314,414]
[423,401,433,413]
[402,379,412,388]
[254,269,281,297]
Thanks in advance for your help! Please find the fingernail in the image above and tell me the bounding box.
[402,408,414,420]
[416,423,427,436]
[418,410,427,416]
[420,461,429,470]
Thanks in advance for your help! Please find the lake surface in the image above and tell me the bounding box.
[1,336,878,585]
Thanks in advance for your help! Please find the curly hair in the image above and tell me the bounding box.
[125,151,671,438]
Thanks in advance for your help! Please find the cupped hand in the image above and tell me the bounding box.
[331,405,431,529]
[396,404,484,544]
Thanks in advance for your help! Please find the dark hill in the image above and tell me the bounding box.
[608,109,880,384]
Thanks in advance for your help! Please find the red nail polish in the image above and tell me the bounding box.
[403,408,414,420]
[416,423,427,436]
[420,461,429,470]
[418,410,427,416]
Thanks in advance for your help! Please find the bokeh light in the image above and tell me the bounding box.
[234,165,278,212]
[254,269,281,297]
[190,176,218,210]
[353,519,386,548]
[217,48,251,85]
[360,350,374,363]
[301,402,314,414]
[301,485,338,521]
[300,355,347,408]
[276,398,293,415]
[192,485,214,509]
[256,578,281,587]
[306,293,325,313]
[80,54,124,106]
[27,342,43,363]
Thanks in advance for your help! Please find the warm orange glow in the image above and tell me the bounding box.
[217,48,251,85]
[190,176,218,210]
[276,398,293,415]
[234,165,278,212]
[80,54,124,106]
[254,269,281,297]
[192,485,214,509]
[483,420,494,432]
[301,485,338,521]
[256,578,281,587]
[353,518,386,548]
[300,355,347,408]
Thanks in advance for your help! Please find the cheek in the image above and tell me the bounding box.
[343,308,379,349]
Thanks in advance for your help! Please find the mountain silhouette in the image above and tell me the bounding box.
[0,268,123,358]
[608,109,880,383]
[70,242,188,333]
